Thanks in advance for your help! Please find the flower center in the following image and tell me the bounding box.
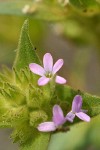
[57,125,62,130]
[71,110,76,114]
[45,72,52,78]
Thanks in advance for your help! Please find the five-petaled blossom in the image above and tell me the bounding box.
[37,105,66,132]
[29,53,67,86]
[66,95,90,122]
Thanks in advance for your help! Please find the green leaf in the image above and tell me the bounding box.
[20,133,50,150]
[13,19,40,71]
[11,123,35,144]
[69,0,100,14]
[56,85,100,117]
[0,106,28,127]
[0,1,100,21]
[48,115,100,150]
[29,110,48,127]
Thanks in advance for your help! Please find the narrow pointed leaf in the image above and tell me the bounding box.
[13,19,40,71]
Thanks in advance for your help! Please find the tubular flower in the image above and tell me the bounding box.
[66,95,90,122]
[37,105,66,132]
[29,53,67,86]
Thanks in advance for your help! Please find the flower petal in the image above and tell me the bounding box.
[38,76,50,86]
[65,111,75,122]
[53,105,65,126]
[29,63,45,76]
[53,59,64,74]
[55,75,67,84]
[43,53,53,72]
[76,112,90,122]
[72,95,82,113]
[37,122,56,132]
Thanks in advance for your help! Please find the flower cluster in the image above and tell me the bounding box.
[37,95,90,132]
[29,53,90,132]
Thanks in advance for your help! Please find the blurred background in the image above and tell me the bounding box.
[0,0,100,150]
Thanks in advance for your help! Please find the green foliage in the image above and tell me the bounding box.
[0,0,100,150]
[69,0,100,14]
[0,20,100,150]
[0,20,52,150]
[1,0,100,48]
[20,133,50,150]
[13,19,40,71]
[0,1,68,21]
[48,115,100,150]
[0,0,100,21]
[56,85,100,118]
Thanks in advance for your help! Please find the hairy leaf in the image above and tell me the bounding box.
[20,133,50,150]
[56,85,100,117]
[13,19,40,71]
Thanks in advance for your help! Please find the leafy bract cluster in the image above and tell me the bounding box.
[0,20,52,149]
[0,52,50,143]
[0,20,100,150]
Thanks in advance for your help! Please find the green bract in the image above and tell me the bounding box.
[0,20,100,150]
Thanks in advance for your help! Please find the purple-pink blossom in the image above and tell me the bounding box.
[37,105,66,132]
[29,53,67,86]
[66,95,90,122]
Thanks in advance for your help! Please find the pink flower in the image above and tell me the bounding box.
[29,53,67,86]
[66,95,90,122]
[37,105,66,132]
